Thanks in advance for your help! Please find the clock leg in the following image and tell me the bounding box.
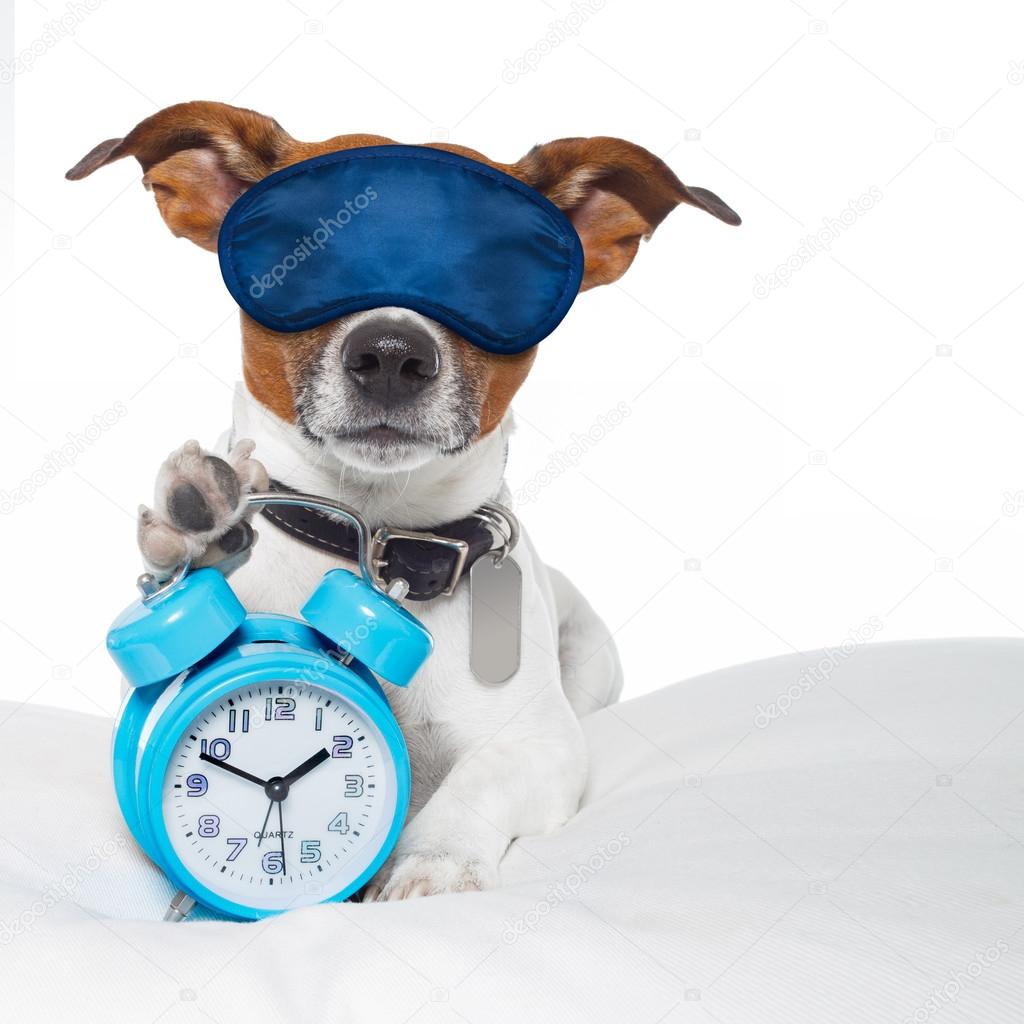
[163,890,196,923]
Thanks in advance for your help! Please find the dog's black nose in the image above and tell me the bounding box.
[341,319,440,403]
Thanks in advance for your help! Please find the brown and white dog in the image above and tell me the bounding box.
[68,101,739,900]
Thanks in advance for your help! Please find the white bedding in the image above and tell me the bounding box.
[1,639,1022,1023]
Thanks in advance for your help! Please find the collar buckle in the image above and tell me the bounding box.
[369,526,471,597]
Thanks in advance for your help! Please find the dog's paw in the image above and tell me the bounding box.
[362,849,496,902]
[138,439,269,576]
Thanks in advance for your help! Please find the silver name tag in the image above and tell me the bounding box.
[469,555,522,684]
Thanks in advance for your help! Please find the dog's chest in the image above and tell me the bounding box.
[228,514,529,775]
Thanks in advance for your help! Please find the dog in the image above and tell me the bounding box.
[68,101,739,901]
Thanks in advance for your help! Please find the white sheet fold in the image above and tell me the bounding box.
[1,639,1022,1023]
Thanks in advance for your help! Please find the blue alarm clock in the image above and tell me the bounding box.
[107,492,432,921]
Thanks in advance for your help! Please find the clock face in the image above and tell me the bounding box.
[161,679,398,912]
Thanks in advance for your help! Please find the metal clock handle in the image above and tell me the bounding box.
[243,490,386,592]
[138,490,397,604]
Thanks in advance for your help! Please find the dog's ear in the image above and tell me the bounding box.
[66,101,295,251]
[515,137,740,291]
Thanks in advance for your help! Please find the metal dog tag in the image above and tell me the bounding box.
[469,555,522,684]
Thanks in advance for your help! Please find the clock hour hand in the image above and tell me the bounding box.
[199,752,267,787]
[281,747,330,786]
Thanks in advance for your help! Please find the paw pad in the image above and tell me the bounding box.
[166,481,216,532]
[138,439,267,577]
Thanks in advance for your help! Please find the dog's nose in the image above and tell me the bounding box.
[340,319,440,403]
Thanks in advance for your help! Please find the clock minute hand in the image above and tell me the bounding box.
[282,748,330,786]
[199,753,267,787]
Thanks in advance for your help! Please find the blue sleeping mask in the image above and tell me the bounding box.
[218,145,585,355]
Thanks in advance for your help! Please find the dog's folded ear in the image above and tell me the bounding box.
[515,137,740,291]
[66,101,295,251]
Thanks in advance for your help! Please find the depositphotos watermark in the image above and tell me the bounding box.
[237,628,380,738]
[514,401,631,506]
[247,185,378,298]
[296,630,378,689]
[0,401,128,514]
[1001,490,1024,516]
[501,0,606,83]
[500,832,630,943]
[0,834,128,945]
[753,616,883,728]
[900,940,1008,1024]
[1,0,107,83]
[753,186,883,298]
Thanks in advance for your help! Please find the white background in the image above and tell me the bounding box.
[2,0,1024,718]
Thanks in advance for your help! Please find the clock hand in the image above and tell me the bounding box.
[199,753,267,787]
[250,749,328,853]
[257,798,274,849]
[277,800,286,876]
[281,747,330,786]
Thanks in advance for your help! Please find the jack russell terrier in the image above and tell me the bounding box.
[68,101,739,901]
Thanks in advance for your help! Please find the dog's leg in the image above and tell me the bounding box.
[363,714,586,900]
[549,566,624,716]
[137,439,269,576]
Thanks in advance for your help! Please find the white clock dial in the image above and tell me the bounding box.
[161,680,398,911]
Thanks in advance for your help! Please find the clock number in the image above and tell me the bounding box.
[228,709,250,733]
[265,697,295,721]
[225,837,247,862]
[315,707,323,731]
[185,774,207,797]
[300,839,321,863]
[261,851,284,874]
[197,814,220,838]
[199,738,231,761]
[332,735,353,758]
[327,812,349,834]
[344,775,364,797]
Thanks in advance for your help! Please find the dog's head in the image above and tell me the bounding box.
[68,101,739,474]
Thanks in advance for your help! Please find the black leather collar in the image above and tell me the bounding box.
[259,480,499,601]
